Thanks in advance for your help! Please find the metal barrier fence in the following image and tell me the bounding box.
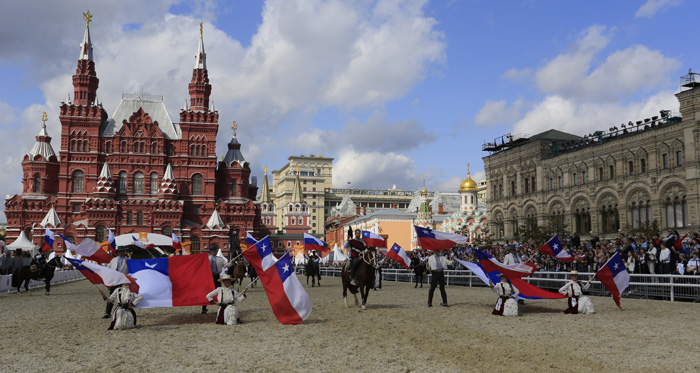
[304,266,700,303]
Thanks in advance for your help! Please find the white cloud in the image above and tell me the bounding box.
[0,102,16,124]
[635,0,680,18]
[474,98,524,126]
[332,147,421,189]
[501,67,532,81]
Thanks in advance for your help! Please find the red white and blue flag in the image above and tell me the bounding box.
[246,232,258,245]
[42,228,55,252]
[595,253,630,309]
[171,232,183,254]
[259,253,313,324]
[455,258,564,299]
[65,257,138,292]
[242,236,277,275]
[361,231,387,248]
[475,249,536,278]
[107,228,117,255]
[538,235,573,262]
[59,234,113,264]
[414,225,468,251]
[127,253,214,308]
[303,233,329,256]
[386,243,411,270]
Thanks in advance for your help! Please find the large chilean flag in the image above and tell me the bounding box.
[60,234,113,264]
[259,253,313,325]
[361,231,387,248]
[127,253,214,308]
[475,249,536,278]
[595,253,630,309]
[414,225,468,251]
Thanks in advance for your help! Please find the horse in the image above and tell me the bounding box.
[341,247,377,310]
[231,259,247,290]
[12,256,63,295]
[305,258,321,287]
[247,263,257,287]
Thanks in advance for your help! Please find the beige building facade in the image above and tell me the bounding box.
[483,71,700,242]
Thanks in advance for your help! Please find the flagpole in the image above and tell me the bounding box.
[243,277,260,291]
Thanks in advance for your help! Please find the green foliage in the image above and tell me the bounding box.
[513,216,569,243]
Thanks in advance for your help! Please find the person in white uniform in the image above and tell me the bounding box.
[100,282,143,330]
[103,246,130,319]
[206,274,247,325]
[558,270,594,314]
[489,274,519,316]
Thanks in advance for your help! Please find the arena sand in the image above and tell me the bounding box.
[1,275,698,372]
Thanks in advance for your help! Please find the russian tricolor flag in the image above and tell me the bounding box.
[127,254,214,308]
[242,236,277,275]
[538,235,573,262]
[107,228,117,255]
[42,228,55,252]
[595,253,630,309]
[60,234,113,264]
[259,253,313,325]
[414,225,468,251]
[386,243,411,269]
[475,249,536,278]
[361,231,387,248]
[303,233,329,256]
[246,232,258,245]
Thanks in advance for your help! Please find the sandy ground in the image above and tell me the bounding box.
[1,275,699,372]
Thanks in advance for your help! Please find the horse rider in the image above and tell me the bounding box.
[206,274,247,325]
[309,250,320,264]
[347,229,367,285]
[100,282,143,330]
[202,246,229,314]
[31,251,47,280]
[103,246,130,319]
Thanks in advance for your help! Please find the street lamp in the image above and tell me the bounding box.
[228,227,240,260]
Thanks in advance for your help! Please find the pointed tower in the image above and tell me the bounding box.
[415,181,433,227]
[72,11,99,106]
[22,112,60,195]
[93,163,116,195]
[459,163,479,212]
[158,164,179,198]
[188,21,212,112]
[283,167,310,234]
[259,166,276,234]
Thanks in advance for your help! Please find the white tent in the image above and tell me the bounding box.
[6,231,38,254]
[332,244,347,264]
[294,251,305,265]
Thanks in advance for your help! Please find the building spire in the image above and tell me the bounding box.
[187,22,212,111]
[291,166,303,203]
[79,11,94,61]
[194,21,207,70]
[73,10,100,106]
[260,166,272,203]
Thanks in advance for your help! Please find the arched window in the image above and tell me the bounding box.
[190,146,195,156]
[72,171,84,193]
[151,142,157,154]
[25,227,33,241]
[137,211,143,225]
[95,225,106,242]
[169,144,175,156]
[150,173,158,195]
[162,225,172,238]
[119,172,127,194]
[232,181,237,197]
[33,176,41,193]
[126,211,133,225]
[196,145,200,156]
[82,141,88,152]
[133,172,144,194]
[201,146,206,156]
[133,141,139,153]
[192,174,203,195]
[139,142,144,153]
[291,217,296,225]
[531,176,536,191]
[105,142,112,154]
[666,196,687,228]
[121,142,127,153]
[70,140,76,151]
[191,236,201,254]
[265,217,270,225]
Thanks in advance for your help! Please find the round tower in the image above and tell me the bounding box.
[459,164,478,212]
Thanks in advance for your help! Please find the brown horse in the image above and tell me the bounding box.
[341,247,377,310]
[232,259,247,290]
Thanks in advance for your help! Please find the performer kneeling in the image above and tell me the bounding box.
[206,274,247,325]
[558,270,594,314]
[489,274,519,316]
[101,282,143,330]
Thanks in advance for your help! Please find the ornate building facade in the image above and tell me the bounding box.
[4,17,260,254]
[483,71,700,242]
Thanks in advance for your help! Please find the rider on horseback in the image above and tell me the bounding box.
[309,250,320,264]
[348,229,367,286]
[31,251,46,280]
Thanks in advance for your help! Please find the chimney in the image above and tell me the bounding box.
[438,203,444,214]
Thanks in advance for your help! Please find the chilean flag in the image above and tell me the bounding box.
[414,225,468,251]
[386,243,411,269]
[538,235,573,262]
[42,228,55,252]
[361,231,387,248]
[242,236,277,275]
[246,232,258,245]
[595,253,630,309]
[65,257,139,292]
[127,253,214,308]
[259,253,313,324]
[455,258,564,299]
[59,234,113,264]
[475,249,536,278]
[303,233,329,256]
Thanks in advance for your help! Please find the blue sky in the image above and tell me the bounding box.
[0,0,697,220]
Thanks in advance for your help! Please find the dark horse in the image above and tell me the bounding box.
[232,259,246,290]
[341,247,377,310]
[247,263,257,288]
[305,258,321,287]
[12,256,63,295]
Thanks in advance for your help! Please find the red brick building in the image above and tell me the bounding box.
[4,20,260,255]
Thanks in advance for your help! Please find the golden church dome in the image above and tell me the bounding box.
[459,164,478,192]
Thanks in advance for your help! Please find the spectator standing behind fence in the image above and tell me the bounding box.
[687,252,700,275]
[646,241,658,274]
[626,253,636,273]
[659,242,671,274]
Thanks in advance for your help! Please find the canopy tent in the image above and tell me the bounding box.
[6,231,39,254]
[331,244,347,264]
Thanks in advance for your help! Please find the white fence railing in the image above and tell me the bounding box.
[300,266,700,303]
[0,270,85,293]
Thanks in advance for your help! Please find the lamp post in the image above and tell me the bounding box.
[228,226,240,260]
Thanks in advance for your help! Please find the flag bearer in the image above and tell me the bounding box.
[558,270,595,314]
[489,274,520,316]
[100,282,143,330]
[206,274,247,325]
[103,246,130,319]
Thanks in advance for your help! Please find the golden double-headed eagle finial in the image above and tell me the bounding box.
[41,112,48,126]
[264,166,269,174]
[232,121,238,136]
[200,21,203,39]
[83,10,93,28]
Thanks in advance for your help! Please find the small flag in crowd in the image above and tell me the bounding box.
[59,234,113,264]
[128,254,214,308]
[303,233,329,256]
[246,232,258,245]
[65,257,138,292]
[386,243,411,270]
[107,228,117,255]
[538,235,573,262]
[171,232,183,254]
[242,236,277,275]
[475,249,536,278]
[595,253,630,309]
[455,258,564,299]
[414,225,468,251]
[361,231,387,248]
[42,228,55,252]
[258,253,313,325]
